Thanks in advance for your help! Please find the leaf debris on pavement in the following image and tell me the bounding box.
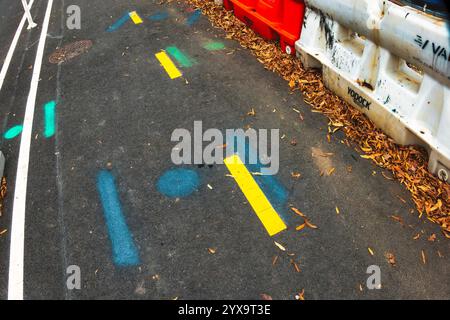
[0,177,6,217]
[290,259,301,273]
[385,252,397,266]
[291,172,301,179]
[260,293,273,300]
[183,0,450,234]
[272,255,279,266]
[291,207,305,217]
[304,219,318,229]
[295,289,305,301]
[274,241,286,252]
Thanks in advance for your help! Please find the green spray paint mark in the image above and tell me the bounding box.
[165,46,195,68]
[4,125,23,140]
[203,42,225,51]
[44,100,56,138]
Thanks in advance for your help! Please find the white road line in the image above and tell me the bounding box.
[8,0,54,300]
[0,0,35,94]
[21,0,37,29]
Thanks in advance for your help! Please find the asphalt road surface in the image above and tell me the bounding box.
[0,0,448,299]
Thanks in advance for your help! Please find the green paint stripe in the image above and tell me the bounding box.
[165,46,195,68]
[44,100,56,138]
[4,125,23,140]
[203,42,225,51]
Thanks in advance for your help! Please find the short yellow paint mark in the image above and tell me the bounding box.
[224,154,287,236]
[155,51,182,79]
[129,11,143,24]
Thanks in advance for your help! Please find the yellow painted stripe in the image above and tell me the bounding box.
[155,51,182,79]
[224,155,287,236]
[129,11,143,24]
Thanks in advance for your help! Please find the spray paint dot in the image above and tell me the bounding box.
[157,168,200,198]
[4,125,23,139]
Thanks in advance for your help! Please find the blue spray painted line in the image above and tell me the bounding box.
[4,125,23,140]
[149,11,169,21]
[227,134,290,224]
[43,100,56,138]
[186,9,201,26]
[106,12,131,32]
[96,170,140,266]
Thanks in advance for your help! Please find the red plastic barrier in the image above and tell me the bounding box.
[223,0,305,54]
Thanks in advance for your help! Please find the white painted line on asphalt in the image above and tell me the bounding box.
[0,0,35,94]
[8,0,54,300]
[21,0,37,29]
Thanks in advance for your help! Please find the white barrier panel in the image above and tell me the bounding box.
[296,2,450,181]
[304,0,450,85]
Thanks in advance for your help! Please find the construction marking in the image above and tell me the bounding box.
[8,0,54,301]
[166,46,195,68]
[0,0,35,94]
[224,154,287,236]
[203,42,225,51]
[4,125,23,140]
[43,100,56,138]
[129,11,143,24]
[186,9,201,26]
[155,51,182,79]
[157,168,200,198]
[149,11,169,21]
[97,170,140,266]
[106,12,130,32]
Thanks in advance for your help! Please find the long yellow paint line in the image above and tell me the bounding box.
[224,154,287,236]
[155,51,182,79]
[129,11,143,24]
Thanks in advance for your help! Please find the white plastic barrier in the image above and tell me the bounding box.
[296,0,450,181]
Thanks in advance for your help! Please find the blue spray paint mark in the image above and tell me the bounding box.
[43,100,56,138]
[186,9,201,26]
[4,125,23,140]
[96,170,140,266]
[227,134,290,224]
[106,12,131,32]
[149,11,169,21]
[157,168,200,198]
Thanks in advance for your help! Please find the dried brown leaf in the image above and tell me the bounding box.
[385,252,396,266]
[260,293,273,300]
[274,241,286,251]
[272,255,279,266]
[304,219,318,229]
[421,250,426,264]
[291,207,306,217]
